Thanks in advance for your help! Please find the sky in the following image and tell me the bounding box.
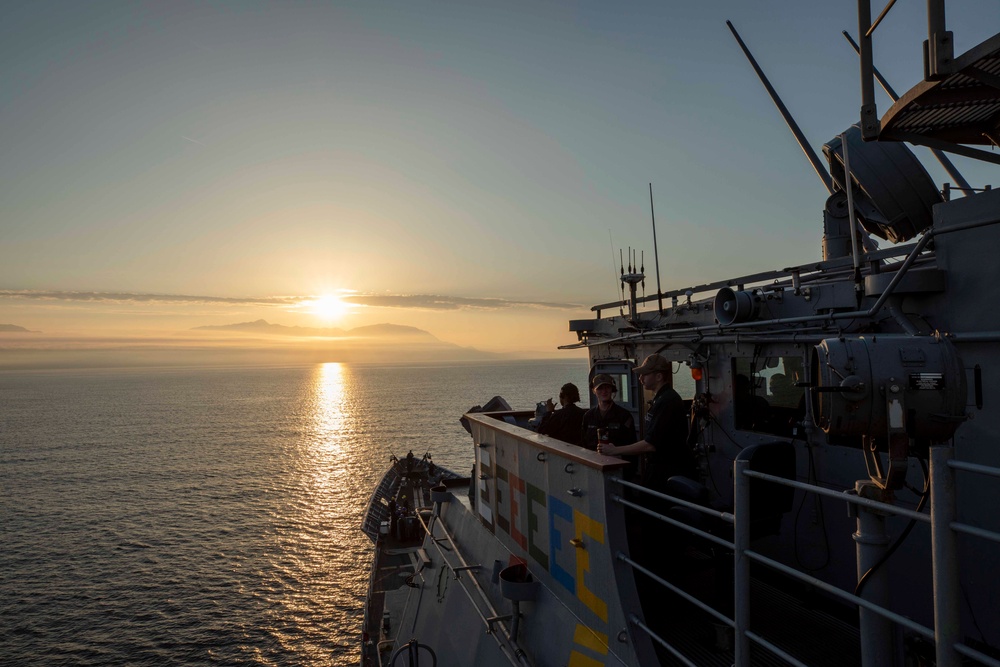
[2,0,997,365]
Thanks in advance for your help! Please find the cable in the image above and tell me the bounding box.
[962,582,994,651]
[854,457,929,597]
[707,413,744,451]
[793,442,832,572]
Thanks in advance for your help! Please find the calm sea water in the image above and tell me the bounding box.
[0,359,588,666]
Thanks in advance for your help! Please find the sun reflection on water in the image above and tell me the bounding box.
[263,362,372,664]
[300,361,359,519]
[312,362,347,456]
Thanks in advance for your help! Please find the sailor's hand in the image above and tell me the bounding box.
[598,442,616,456]
[544,398,556,412]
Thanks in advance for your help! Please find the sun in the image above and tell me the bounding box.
[308,294,349,323]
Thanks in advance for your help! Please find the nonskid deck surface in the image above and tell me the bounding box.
[365,544,426,664]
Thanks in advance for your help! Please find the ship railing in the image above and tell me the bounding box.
[591,213,1000,327]
[594,213,1000,350]
[608,445,1000,667]
[360,537,384,667]
[588,240,927,318]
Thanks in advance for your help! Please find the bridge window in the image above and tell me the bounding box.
[733,355,804,437]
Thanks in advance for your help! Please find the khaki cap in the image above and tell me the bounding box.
[632,354,672,375]
[591,374,617,390]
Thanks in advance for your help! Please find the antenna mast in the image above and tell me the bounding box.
[649,183,663,314]
[726,20,834,195]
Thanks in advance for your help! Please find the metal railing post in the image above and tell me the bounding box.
[930,445,962,667]
[733,459,751,666]
[853,481,894,666]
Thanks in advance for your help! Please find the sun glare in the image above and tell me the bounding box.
[309,295,348,323]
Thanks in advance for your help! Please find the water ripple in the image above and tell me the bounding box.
[0,360,588,665]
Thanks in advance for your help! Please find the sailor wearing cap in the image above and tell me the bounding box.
[581,374,636,451]
[537,382,586,446]
[597,354,696,488]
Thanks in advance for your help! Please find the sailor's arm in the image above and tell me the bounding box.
[597,439,654,456]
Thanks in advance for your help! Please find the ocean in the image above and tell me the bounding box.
[0,359,588,666]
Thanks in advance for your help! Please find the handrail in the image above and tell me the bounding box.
[745,631,811,667]
[590,242,922,314]
[744,546,935,639]
[743,469,931,523]
[616,552,733,627]
[608,446,1000,666]
[611,477,735,522]
[362,541,386,667]
[949,459,1000,479]
[611,493,734,550]
[590,215,1000,347]
[464,411,630,472]
[628,614,700,667]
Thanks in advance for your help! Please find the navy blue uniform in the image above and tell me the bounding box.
[582,403,636,451]
[537,404,586,445]
[641,385,696,488]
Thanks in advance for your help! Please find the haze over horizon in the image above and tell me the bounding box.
[3,1,996,368]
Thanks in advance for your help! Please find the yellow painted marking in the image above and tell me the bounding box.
[574,510,608,622]
[573,624,608,654]
[568,650,606,667]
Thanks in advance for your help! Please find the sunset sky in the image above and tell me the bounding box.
[2,1,996,364]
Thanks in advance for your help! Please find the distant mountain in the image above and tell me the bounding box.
[348,323,437,339]
[190,319,502,361]
[193,319,348,336]
[193,320,438,340]
[0,324,37,333]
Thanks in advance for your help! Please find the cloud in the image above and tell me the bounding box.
[0,290,297,306]
[342,294,581,311]
[0,289,582,311]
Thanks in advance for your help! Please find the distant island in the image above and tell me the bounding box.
[193,320,434,339]
[0,320,507,370]
[189,319,503,362]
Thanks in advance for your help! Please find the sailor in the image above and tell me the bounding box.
[537,382,586,446]
[734,373,770,431]
[597,354,696,488]
[387,497,398,538]
[581,374,636,451]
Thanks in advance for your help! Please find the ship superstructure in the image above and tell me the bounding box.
[361,3,1000,665]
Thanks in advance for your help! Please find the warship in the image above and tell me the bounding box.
[361,2,1000,665]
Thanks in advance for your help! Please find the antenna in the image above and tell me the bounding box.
[640,250,646,300]
[841,30,973,194]
[648,183,663,313]
[726,20,834,195]
[619,249,626,316]
[608,230,620,300]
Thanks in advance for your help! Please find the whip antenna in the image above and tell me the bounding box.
[619,249,626,316]
[640,250,646,299]
[648,183,663,313]
[727,21,834,195]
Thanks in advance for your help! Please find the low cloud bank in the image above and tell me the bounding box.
[0,290,581,312]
